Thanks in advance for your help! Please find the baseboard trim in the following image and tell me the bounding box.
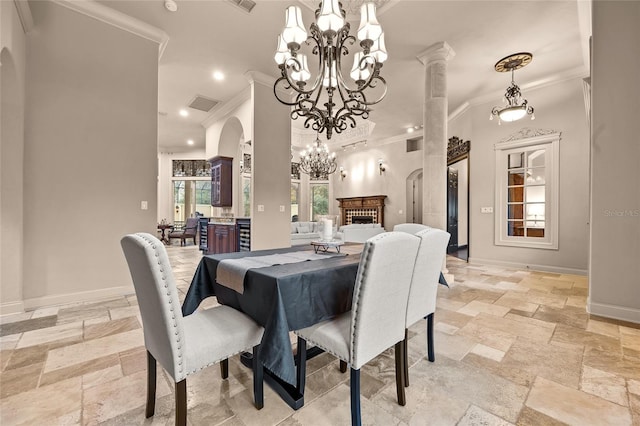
[468,257,587,276]
[587,299,640,324]
[23,285,135,311]
[0,300,26,316]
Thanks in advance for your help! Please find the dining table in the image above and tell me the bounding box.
[181,244,363,409]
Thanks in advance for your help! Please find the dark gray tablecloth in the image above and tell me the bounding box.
[182,246,361,385]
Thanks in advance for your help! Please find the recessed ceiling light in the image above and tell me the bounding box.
[179,109,189,117]
[407,127,415,133]
[187,139,194,145]
[212,71,225,81]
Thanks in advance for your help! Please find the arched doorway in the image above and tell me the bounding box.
[406,169,423,224]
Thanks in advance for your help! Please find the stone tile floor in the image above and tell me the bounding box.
[1,245,639,425]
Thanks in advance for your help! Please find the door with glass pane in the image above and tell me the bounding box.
[310,183,329,221]
[173,180,212,225]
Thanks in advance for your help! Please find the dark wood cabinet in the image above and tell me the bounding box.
[209,156,232,207]
[207,223,237,254]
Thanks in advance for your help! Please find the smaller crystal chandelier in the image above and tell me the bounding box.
[299,135,337,179]
[490,52,535,124]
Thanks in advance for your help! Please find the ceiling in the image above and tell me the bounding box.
[98,0,589,153]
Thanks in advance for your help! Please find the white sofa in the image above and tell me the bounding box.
[336,223,385,243]
[290,222,320,246]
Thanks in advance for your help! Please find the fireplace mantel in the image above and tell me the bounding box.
[336,195,387,227]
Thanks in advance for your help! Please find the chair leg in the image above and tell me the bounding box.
[145,351,157,418]
[350,368,362,426]
[339,360,348,373]
[427,313,435,362]
[394,341,406,406]
[403,328,409,387]
[175,379,187,426]
[295,337,307,394]
[252,345,264,409]
[219,358,229,379]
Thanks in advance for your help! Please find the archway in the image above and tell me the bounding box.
[218,117,247,217]
[406,169,423,224]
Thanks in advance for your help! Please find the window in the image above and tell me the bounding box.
[310,183,329,221]
[291,182,300,221]
[495,130,560,249]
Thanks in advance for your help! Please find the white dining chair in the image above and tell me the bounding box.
[401,227,450,386]
[294,232,420,426]
[393,222,430,234]
[121,233,265,426]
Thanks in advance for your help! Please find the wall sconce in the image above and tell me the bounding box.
[378,158,386,175]
[340,166,347,180]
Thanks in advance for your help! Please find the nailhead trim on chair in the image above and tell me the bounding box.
[136,233,185,377]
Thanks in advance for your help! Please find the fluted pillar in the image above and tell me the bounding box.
[418,42,455,280]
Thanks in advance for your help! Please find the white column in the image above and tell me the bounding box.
[417,42,455,231]
[418,42,455,280]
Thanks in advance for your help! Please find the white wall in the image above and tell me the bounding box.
[463,78,590,273]
[589,1,640,323]
[0,1,28,314]
[21,1,158,306]
[331,136,423,230]
[250,80,291,249]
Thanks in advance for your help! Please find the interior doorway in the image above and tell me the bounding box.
[406,169,423,223]
[447,137,470,261]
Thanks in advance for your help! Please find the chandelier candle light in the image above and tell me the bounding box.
[274,0,388,139]
[490,52,535,124]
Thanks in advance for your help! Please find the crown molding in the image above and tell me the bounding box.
[244,70,276,88]
[201,87,251,128]
[14,0,34,34]
[448,102,470,123]
[51,0,169,59]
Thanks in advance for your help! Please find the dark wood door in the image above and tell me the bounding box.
[447,167,459,253]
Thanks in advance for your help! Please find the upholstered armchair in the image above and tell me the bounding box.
[169,217,198,246]
[393,223,430,234]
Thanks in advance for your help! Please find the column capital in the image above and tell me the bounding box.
[417,41,456,65]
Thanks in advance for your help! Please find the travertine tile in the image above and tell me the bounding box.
[3,343,48,370]
[433,309,474,329]
[434,322,459,335]
[0,362,42,398]
[40,353,120,387]
[287,383,403,426]
[82,364,123,389]
[516,405,568,426]
[587,319,620,338]
[0,376,82,424]
[526,376,632,426]
[457,320,516,352]
[0,311,33,325]
[580,365,628,406]
[83,369,171,425]
[15,320,83,349]
[500,336,583,389]
[533,304,589,330]
[457,300,511,318]
[494,294,539,312]
[629,379,640,396]
[583,347,640,380]
[0,315,57,337]
[0,333,20,351]
[470,343,506,362]
[31,306,60,319]
[433,330,476,361]
[44,328,143,372]
[552,323,622,353]
[83,316,140,341]
[466,313,555,343]
[458,405,514,426]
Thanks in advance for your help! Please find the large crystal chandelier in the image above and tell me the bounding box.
[299,136,338,179]
[274,0,388,139]
[490,52,535,124]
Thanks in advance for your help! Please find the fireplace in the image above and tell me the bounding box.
[336,195,387,227]
[351,216,374,224]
